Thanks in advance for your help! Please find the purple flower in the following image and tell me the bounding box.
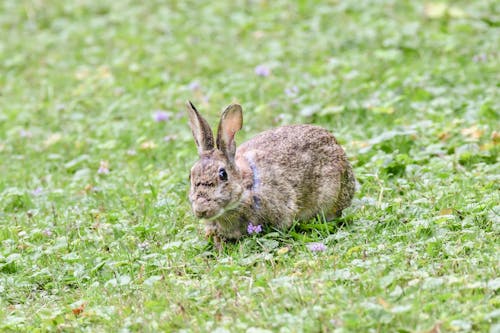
[31,187,43,196]
[138,241,150,250]
[42,228,53,237]
[20,129,33,138]
[247,223,263,235]
[152,110,171,122]
[472,53,488,63]
[307,242,327,252]
[285,86,299,97]
[254,64,271,77]
[98,161,109,174]
[188,81,200,91]
[163,135,176,142]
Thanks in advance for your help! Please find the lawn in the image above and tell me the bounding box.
[0,0,499,332]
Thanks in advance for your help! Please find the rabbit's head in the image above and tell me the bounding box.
[186,102,244,220]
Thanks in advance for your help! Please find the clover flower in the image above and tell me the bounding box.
[31,187,43,196]
[152,110,171,122]
[285,86,299,97]
[254,64,271,77]
[42,229,53,237]
[247,223,263,235]
[98,161,110,174]
[138,241,150,250]
[307,242,327,252]
[20,129,33,138]
[188,81,200,91]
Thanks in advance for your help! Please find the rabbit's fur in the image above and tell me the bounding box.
[187,102,355,241]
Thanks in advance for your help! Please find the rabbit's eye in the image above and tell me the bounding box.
[218,168,228,181]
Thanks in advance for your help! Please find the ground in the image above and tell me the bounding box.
[0,1,499,332]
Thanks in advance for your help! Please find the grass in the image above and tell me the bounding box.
[0,0,499,331]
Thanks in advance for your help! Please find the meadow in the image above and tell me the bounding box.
[0,1,499,332]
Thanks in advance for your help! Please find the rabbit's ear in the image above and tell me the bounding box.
[186,101,215,155]
[217,104,243,162]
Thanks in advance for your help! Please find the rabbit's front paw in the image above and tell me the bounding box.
[204,221,218,238]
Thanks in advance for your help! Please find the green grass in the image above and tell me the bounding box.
[1,0,499,331]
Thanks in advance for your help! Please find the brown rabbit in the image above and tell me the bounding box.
[186,101,355,242]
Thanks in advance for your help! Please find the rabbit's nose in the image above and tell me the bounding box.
[193,204,211,218]
[194,208,208,218]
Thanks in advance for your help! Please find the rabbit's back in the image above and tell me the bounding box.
[236,124,355,223]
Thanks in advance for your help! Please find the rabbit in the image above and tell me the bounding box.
[186,101,355,242]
